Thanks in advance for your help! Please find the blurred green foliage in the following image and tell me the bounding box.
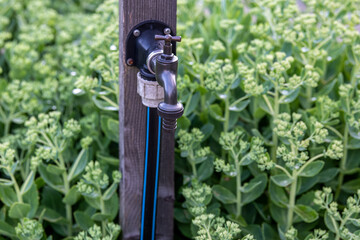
[1,0,360,239]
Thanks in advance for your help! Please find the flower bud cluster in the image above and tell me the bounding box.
[277,145,309,170]
[269,55,294,79]
[193,214,243,240]
[251,137,274,171]
[204,59,235,92]
[75,223,120,240]
[0,142,15,170]
[304,65,321,88]
[340,228,360,240]
[310,119,328,144]
[307,229,329,240]
[178,128,204,152]
[210,40,226,54]
[285,226,298,240]
[24,112,81,147]
[81,136,93,149]
[338,84,352,98]
[214,158,234,174]
[315,96,339,122]
[238,62,264,96]
[75,76,97,91]
[15,218,44,240]
[219,129,244,151]
[274,113,292,138]
[182,180,212,216]
[325,140,343,159]
[334,21,359,44]
[177,38,205,59]
[248,39,272,55]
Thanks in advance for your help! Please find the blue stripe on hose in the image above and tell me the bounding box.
[140,107,150,240]
[151,116,161,240]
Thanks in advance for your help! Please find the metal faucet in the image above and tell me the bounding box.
[147,34,183,131]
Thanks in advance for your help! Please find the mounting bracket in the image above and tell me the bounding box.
[125,20,176,80]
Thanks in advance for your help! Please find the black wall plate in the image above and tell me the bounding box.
[126,20,176,80]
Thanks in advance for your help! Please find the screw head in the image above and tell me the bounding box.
[126,58,134,66]
[163,28,171,35]
[133,29,141,37]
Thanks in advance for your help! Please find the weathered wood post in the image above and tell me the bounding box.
[119,1,177,239]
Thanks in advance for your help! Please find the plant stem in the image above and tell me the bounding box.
[287,171,297,230]
[59,154,72,236]
[224,97,230,133]
[99,193,106,236]
[199,72,206,112]
[190,161,197,179]
[271,89,279,163]
[206,227,212,240]
[10,173,23,203]
[235,159,242,218]
[189,150,198,178]
[305,86,312,109]
[335,125,348,200]
[4,120,10,137]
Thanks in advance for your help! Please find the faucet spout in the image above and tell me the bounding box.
[157,69,178,105]
[154,53,183,130]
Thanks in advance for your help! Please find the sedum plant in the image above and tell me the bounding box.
[213,129,268,221]
[0,0,121,238]
[175,0,360,239]
[314,187,360,240]
[2,0,360,238]
[192,214,254,240]
[76,161,121,236]
[74,223,120,240]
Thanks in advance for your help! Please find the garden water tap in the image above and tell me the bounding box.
[147,34,184,131]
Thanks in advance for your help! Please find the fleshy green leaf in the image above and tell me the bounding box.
[298,161,324,177]
[9,202,31,219]
[318,168,339,183]
[20,170,35,195]
[342,178,360,193]
[271,174,293,187]
[197,157,213,181]
[212,185,236,204]
[209,104,224,121]
[0,186,17,207]
[0,220,16,237]
[38,164,64,193]
[97,152,119,166]
[242,173,267,205]
[74,211,95,230]
[91,213,111,221]
[0,179,14,187]
[68,149,88,181]
[102,182,118,201]
[294,204,318,223]
[324,211,338,233]
[229,99,250,112]
[100,115,119,143]
[240,180,261,193]
[269,181,288,207]
[63,186,80,205]
[184,92,200,116]
[46,164,66,175]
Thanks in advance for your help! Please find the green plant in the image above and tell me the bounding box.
[2,0,360,239]
[175,0,360,239]
[0,0,120,239]
[315,187,360,240]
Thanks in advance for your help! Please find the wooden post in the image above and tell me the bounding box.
[119,1,177,239]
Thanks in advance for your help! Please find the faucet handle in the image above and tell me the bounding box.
[155,34,181,44]
[155,34,181,55]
